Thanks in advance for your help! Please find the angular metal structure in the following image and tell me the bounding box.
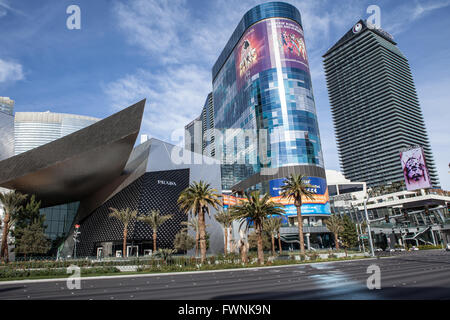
[0,100,146,207]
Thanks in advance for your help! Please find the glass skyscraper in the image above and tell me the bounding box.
[186,2,330,217]
[323,20,440,188]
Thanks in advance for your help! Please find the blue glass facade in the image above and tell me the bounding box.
[212,2,302,80]
[40,202,79,240]
[212,3,325,191]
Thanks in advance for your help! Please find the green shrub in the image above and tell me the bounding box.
[307,252,319,261]
[417,245,441,250]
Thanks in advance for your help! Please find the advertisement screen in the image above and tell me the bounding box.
[223,176,331,216]
[234,18,310,90]
[269,177,330,215]
[235,21,271,89]
[400,147,432,190]
[275,18,309,73]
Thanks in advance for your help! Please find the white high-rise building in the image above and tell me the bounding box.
[14,111,100,155]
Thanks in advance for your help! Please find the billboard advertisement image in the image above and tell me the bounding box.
[269,177,331,215]
[234,18,310,89]
[223,176,331,215]
[275,18,309,73]
[400,147,432,191]
[235,21,271,89]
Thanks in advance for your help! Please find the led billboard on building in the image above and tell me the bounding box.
[223,176,331,215]
[269,177,331,215]
[235,21,270,89]
[234,18,310,89]
[400,147,432,191]
[275,18,309,72]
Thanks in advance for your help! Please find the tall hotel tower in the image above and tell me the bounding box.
[0,97,14,161]
[323,20,440,188]
[187,2,330,218]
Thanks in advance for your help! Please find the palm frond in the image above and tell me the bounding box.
[108,207,138,227]
[138,209,172,231]
[280,174,316,204]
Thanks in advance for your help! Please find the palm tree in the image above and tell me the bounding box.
[214,209,234,255]
[138,210,172,253]
[181,217,199,257]
[230,191,284,265]
[0,191,27,263]
[154,248,176,264]
[181,217,210,257]
[178,181,221,263]
[325,215,344,250]
[263,217,283,256]
[280,174,315,254]
[109,207,138,258]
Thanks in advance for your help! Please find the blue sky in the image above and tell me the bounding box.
[0,0,449,189]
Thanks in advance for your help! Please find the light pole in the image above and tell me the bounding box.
[363,197,375,257]
[73,224,81,259]
[351,204,365,253]
[359,223,366,253]
[355,223,361,252]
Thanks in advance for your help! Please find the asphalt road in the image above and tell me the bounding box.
[0,250,449,300]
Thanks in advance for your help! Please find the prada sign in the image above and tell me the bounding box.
[157,180,177,186]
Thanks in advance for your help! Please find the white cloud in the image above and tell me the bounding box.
[384,0,450,35]
[0,58,24,83]
[412,0,450,19]
[103,64,211,144]
[0,0,27,17]
[112,0,257,66]
[113,0,190,64]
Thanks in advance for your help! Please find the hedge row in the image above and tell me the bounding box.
[0,267,120,279]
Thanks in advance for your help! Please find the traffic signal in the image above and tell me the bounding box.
[385,215,390,223]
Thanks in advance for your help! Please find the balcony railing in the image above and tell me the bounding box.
[280,226,329,234]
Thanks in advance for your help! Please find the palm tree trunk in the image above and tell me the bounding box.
[296,205,305,254]
[195,232,199,257]
[123,227,128,258]
[256,223,264,265]
[198,209,206,263]
[271,234,275,256]
[240,241,247,263]
[224,227,228,255]
[278,231,282,254]
[153,230,157,252]
[334,233,340,250]
[1,212,10,263]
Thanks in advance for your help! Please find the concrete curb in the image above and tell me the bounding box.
[0,255,380,286]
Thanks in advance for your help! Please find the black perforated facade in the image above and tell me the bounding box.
[76,169,190,257]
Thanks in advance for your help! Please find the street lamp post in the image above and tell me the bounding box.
[355,223,361,252]
[73,224,81,259]
[359,223,366,253]
[363,197,375,257]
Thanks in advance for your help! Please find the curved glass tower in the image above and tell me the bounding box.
[211,2,328,216]
[14,112,100,155]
